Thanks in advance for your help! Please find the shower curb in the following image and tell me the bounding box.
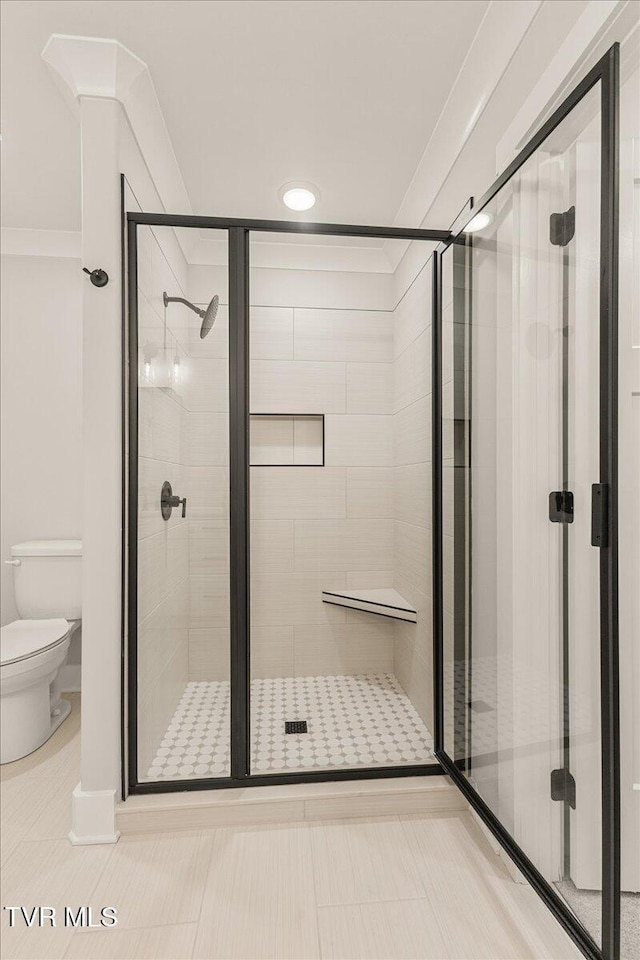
[117,775,465,835]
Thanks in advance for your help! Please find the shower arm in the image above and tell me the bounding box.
[162,292,204,318]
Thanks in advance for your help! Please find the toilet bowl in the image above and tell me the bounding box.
[1,539,82,764]
[0,619,77,763]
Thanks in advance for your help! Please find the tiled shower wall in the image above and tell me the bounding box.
[187,295,399,682]
[135,243,436,767]
[392,259,434,729]
[249,306,397,680]
[135,224,191,773]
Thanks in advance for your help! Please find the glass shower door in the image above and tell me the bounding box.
[437,53,619,959]
[131,223,231,784]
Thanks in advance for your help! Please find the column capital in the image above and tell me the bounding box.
[41,34,147,104]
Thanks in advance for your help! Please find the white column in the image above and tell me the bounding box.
[43,30,193,844]
[41,35,149,844]
[70,95,123,844]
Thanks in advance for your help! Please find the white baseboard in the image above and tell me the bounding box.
[69,784,120,845]
[60,664,81,692]
[69,830,121,845]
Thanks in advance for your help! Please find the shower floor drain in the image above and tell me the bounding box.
[285,721,308,734]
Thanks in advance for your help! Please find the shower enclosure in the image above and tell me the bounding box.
[126,214,449,792]
[123,43,626,960]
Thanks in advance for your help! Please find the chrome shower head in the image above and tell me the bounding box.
[163,291,219,339]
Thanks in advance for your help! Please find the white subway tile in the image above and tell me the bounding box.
[394,462,431,528]
[394,520,432,597]
[151,390,186,464]
[346,467,394,518]
[187,413,228,466]
[187,359,229,412]
[250,360,346,413]
[293,519,394,572]
[393,329,430,413]
[190,574,230,627]
[250,520,295,573]
[137,524,189,623]
[138,585,189,694]
[187,466,229,519]
[325,415,393,466]
[293,622,393,677]
[394,396,431,465]
[250,573,346,626]
[345,570,394,589]
[251,306,294,359]
[249,626,295,679]
[346,363,393,414]
[393,267,430,359]
[250,467,346,520]
[189,627,230,681]
[294,309,393,362]
[189,522,230,577]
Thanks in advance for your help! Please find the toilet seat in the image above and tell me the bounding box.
[0,619,70,667]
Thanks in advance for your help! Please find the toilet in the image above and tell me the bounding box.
[1,539,82,764]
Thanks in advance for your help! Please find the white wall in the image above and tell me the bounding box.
[0,255,82,676]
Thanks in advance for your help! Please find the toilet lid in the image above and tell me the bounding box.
[0,619,70,666]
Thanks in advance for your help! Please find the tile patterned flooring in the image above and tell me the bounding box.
[146,673,434,781]
[0,693,583,960]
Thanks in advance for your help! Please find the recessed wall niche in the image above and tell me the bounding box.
[249,414,324,466]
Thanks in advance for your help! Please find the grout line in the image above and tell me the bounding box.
[316,889,433,911]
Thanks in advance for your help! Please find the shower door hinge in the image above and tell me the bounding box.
[551,768,576,809]
[549,206,575,246]
[591,483,609,547]
[549,490,574,523]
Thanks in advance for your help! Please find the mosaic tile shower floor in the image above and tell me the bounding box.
[146,673,434,780]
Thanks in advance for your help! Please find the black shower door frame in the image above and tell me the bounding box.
[431,44,620,960]
[124,214,451,797]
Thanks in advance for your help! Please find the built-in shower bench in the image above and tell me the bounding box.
[321,587,417,622]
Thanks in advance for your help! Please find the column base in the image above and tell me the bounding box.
[69,783,120,845]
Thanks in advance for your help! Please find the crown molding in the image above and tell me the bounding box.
[496,0,635,171]
[41,34,146,104]
[384,0,542,272]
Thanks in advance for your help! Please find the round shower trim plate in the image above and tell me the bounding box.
[279,181,320,212]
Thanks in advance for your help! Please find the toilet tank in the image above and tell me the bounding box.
[10,540,82,620]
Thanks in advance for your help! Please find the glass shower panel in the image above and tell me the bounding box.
[441,84,604,946]
[135,225,230,783]
[248,231,436,775]
[618,51,640,956]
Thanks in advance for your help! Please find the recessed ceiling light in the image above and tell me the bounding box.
[280,182,318,212]
[463,211,493,233]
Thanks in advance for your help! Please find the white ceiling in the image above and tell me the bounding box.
[0,0,490,231]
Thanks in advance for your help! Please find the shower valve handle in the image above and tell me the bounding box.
[82,267,109,287]
[160,481,187,520]
[166,494,187,514]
